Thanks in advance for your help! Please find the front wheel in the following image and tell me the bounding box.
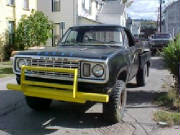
[25,96,52,111]
[103,80,127,123]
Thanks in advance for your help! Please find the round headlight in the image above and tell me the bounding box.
[17,59,27,70]
[92,64,104,77]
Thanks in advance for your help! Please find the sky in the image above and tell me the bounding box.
[127,0,173,20]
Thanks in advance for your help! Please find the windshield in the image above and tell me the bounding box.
[153,34,171,39]
[60,28,123,46]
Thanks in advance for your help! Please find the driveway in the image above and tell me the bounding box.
[0,57,178,135]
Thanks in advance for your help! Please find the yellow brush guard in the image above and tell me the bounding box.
[7,66,109,103]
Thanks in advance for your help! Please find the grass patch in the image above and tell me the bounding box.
[154,88,180,110]
[154,83,180,126]
[154,93,172,107]
[154,110,180,126]
[0,61,14,78]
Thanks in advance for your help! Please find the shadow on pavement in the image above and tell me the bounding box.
[0,90,111,135]
[126,83,139,88]
[127,90,167,107]
[150,57,167,70]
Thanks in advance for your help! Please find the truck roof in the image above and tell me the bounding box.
[70,24,125,29]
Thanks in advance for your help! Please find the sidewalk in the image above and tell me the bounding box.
[149,127,180,135]
[0,77,16,90]
[0,77,24,116]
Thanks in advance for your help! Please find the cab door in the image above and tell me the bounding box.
[123,30,139,80]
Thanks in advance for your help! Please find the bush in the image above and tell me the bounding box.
[154,88,180,110]
[3,44,14,60]
[162,34,180,112]
[0,35,4,57]
[15,10,53,50]
[163,34,180,84]
[0,33,15,61]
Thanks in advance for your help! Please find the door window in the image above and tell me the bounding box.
[123,31,129,48]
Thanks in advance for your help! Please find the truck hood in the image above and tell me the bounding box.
[16,45,121,60]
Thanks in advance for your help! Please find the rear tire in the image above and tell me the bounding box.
[103,80,127,123]
[136,63,148,87]
[151,49,157,56]
[25,96,52,111]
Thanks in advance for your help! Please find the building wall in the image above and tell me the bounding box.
[97,0,127,27]
[37,0,76,32]
[162,0,180,37]
[38,0,102,31]
[0,0,37,36]
[131,22,141,35]
[37,0,77,46]
[78,0,101,24]
[37,0,102,46]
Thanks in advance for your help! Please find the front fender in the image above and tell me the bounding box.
[107,52,130,86]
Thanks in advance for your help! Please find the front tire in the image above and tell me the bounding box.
[25,96,52,111]
[103,80,127,123]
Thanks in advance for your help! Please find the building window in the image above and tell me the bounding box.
[82,0,91,13]
[96,1,98,9]
[24,0,29,10]
[52,0,61,12]
[8,0,15,6]
[52,23,61,46]
[8,21,15,45]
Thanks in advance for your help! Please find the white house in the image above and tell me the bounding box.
[162,0,180,37]
[37,0,103,46]
[97,0,127,27]
[126,19,141,36]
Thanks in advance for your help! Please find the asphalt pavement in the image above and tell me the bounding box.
[0,57,179,135]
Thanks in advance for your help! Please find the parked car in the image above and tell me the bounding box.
[7,25,151,123]
[149,33,173,55]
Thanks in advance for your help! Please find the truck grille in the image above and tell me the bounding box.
[27,57,80,79]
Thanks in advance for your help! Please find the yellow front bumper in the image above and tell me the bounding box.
[7,66,109,103]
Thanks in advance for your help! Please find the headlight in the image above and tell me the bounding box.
[92,64,104,77]
[15,58,31,71]
[17,59,27,70]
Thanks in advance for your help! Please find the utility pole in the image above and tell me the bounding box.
[160,0,162,33]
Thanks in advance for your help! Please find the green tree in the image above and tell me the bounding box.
[15,10,53,50]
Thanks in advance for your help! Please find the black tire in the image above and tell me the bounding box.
[103,80,127,123]
[25,96,52,111]
[136,63,148,87]
[151,49,157,56]
[16,75,21,85]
